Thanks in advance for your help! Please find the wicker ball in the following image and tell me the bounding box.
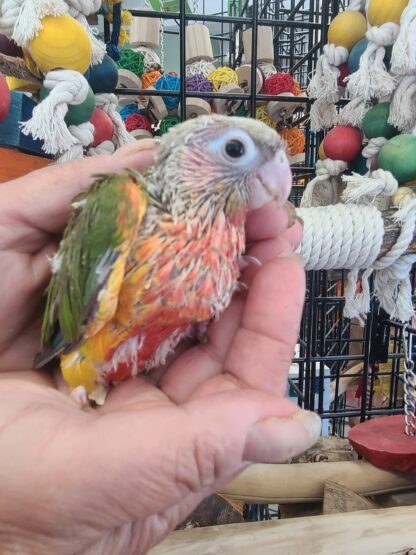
[280,127,305,156]
[117,48,145,77]
[142,70,163,89]
[264,73,295,96]
[124,113,152,133]
[133,47,162,73]
[207,67,238,92]
[186,60,216,78]
[155,74,181,111]
[256,106,276,129]
[159,115,180,135]
[29,15,92,74]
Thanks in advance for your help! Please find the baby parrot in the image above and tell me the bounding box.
[35,115,292,404]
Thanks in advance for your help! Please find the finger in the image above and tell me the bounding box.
[245,201,295,243]
[77,390,320,527]
[0,141,159,240]
[159,297,245,403]
[99,377,169,413]
[224,253,305,396]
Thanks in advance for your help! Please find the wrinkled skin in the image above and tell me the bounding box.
[0,140,320,555]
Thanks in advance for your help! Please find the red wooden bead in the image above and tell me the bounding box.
[349,415,416,472]
[323,125,363,163]
[90,108,114,147]
[0,74,11,122]
[337,62,349,86]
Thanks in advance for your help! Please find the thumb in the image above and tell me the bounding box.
[76,389,320,528]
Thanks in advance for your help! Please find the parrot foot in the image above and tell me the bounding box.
[70,386,90,410]
[88,383,109,406]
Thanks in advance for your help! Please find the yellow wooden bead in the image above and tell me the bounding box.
[318,141,327,160]
[22,49,42,79]
[328,11,367,51]
[367,0,408,26]
[29,15,92,74]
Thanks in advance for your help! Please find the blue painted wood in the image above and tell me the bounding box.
[0,91,49,156]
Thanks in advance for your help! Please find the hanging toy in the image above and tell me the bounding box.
[129,15,160,50]
[255,106,276,130]
[235,64,263,96]
[155,74,180,111]
[280,127,306,165]
[390,0,416,76]
[186,23,213,65]
[159,114,180,135]
[323,125,363,163]
[346,0,406,100]
[88,54,120,94]
[243,26,274,64]
[124,113,152,140]
[208,67,242,116]
[185,74,213,117]
[13,8,93,74]
[39,83,96,127]
[265,72,298,123]
[378,135,416,185]
[308,1,367,132]
[90,107,114,147]
[361,102,399,171]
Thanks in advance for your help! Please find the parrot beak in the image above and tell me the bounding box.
[249,149,292,210]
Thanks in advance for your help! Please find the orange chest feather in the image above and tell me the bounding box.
[117,212,246,328]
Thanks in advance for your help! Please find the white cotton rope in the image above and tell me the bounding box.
[20,69,90,155]
[65,0,105,65]
[298,191,416,323]
[346,22,399,100]
[11,0,68,47]
[346,0,366,11]
[338,96,370,128]
[300,159,348,208]
[389,75,416,132]
[391,0,416,76]
[297,204,384,272]
[88,140,115,156]
[56,121,94,163]
[361,137,388,170]
[0,0,24,37]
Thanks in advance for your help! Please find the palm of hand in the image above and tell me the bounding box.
[0,144,319,555]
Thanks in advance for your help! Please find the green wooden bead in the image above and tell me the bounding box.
[40,85,96,126]
[379,135,416,184]
[362,102,398,140]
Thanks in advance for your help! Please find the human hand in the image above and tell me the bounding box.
[0,144,320,555]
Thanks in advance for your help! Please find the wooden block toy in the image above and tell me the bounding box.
[129,17,160,49]
[0,91,47,156]
[267,92,297,122]
[185,24,214,64]
[0,147,50,183]
[179,98,211,119]
[236,64,263,94]
[243,26,274,64]
[213,83,244,115]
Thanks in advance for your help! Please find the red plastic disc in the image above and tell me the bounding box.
[348,415,416,472]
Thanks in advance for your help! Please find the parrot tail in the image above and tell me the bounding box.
[33,333,68,369]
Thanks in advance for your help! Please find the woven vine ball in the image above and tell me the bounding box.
[256,106,276,129]
[207,67,239,92]
[280,127,305,156]
[134,46,162,73]
[293,80,302,96]
[124,113,152,133]
[264,72,295,96]
[155,74,181,110]
[159,115,181,135]
[186,60,216,78]
[142,70,163,89]
[117,49,145,78]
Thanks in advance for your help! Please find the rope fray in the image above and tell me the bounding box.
[20,70,90,155]
[346,22,399,100]
[12,0,68,47]
[300,159,347,208]
[391,0,416,76]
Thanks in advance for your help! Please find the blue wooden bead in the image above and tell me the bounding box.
[88,54,119,94]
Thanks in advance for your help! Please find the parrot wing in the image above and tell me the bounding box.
[34,172,148,368]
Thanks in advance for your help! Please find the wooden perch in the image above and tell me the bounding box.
[220,460,416,504]
[149,505,416,555]
[0,53,41,84]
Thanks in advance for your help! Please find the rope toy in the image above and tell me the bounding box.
[389,75,416,132]
[390,0,416,75]
[280,127,305,156]
[256,106,276,129]
[300,158,348,208]
[159,115,180,135]
[207,67,238,92]
[155,74,180,110]
[142,70,163,89]
[124,113,151,133]
[117,48,145,78]
[264,72,295,95]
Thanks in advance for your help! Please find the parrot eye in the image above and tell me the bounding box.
[225,139,245,159]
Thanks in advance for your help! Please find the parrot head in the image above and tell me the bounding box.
[149,115,292,222]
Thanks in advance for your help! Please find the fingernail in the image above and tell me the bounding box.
[285,201,297,228]
[243,410,321,463]
[292,410,322,443]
